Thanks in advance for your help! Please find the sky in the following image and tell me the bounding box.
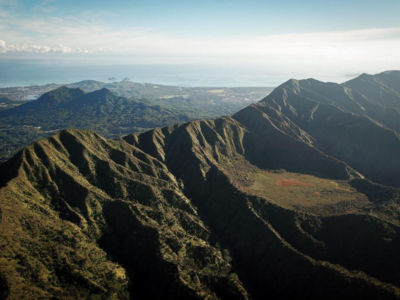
[1,0,400,76]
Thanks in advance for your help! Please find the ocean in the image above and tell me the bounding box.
[0,59,351,88]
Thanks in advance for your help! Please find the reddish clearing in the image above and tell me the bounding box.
[275,179,313,187]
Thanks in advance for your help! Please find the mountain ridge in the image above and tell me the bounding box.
[2,71,400,299]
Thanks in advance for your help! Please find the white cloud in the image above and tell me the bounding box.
[0,39,6,53]
[1,27,400,61]
[0,40,91,53]
[4,28,397,53]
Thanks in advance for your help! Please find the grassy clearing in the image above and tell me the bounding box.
[245,170,366,209]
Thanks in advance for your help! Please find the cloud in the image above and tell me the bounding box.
[1,27,400,59]
[0,39,6,53]
[1,26,400,74]
[0,39,90,53]
[8,29,399,51]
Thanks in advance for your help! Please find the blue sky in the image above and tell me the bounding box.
[1,0,400,74]
[9,0,400,35]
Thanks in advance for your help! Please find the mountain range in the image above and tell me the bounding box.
[0,87,184,135]
[0,87,186,163]
[0,81,273,163]
[1,71,400,299]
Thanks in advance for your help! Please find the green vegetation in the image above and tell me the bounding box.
[244,170,365,209]
[0,97,28,111]
[0,129,247,300]
[126,116,400,299]
[0,81,273,162]
[2,72,400,299]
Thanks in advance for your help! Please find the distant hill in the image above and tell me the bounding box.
[0,82,274,162]
[0,87,190,162]
[2,71,400,299]
[0,86,184,134]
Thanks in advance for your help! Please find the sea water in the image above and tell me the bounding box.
[0,59,351,88]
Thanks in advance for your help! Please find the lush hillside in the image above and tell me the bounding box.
[0,129,248,300]
[0,87,189,162]
[0,87,184,133]
[0,83,273,163]
[2,72,400,299]
[125,118,400,300]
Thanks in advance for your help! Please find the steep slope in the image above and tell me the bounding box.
[0,129,247,300]
[279,77,400,132]
[1,122,400,299]
[256,80,400,188]
[343,71,400,108]
[125,118,400,300]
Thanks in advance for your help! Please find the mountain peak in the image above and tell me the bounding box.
[0,87,86,118]
[356,73,372,80]
[283,78,300,85]
[81,88,117,104]
[277,78,302,94]
[92,87,114,97]
[43,86,85,99]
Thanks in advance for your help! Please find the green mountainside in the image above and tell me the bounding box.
[0,87,187,163]
[0,82,273,163]
[0,129,248,299]
[1,71,400,299]
[0,97,28,112]
[0,87,183,134]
